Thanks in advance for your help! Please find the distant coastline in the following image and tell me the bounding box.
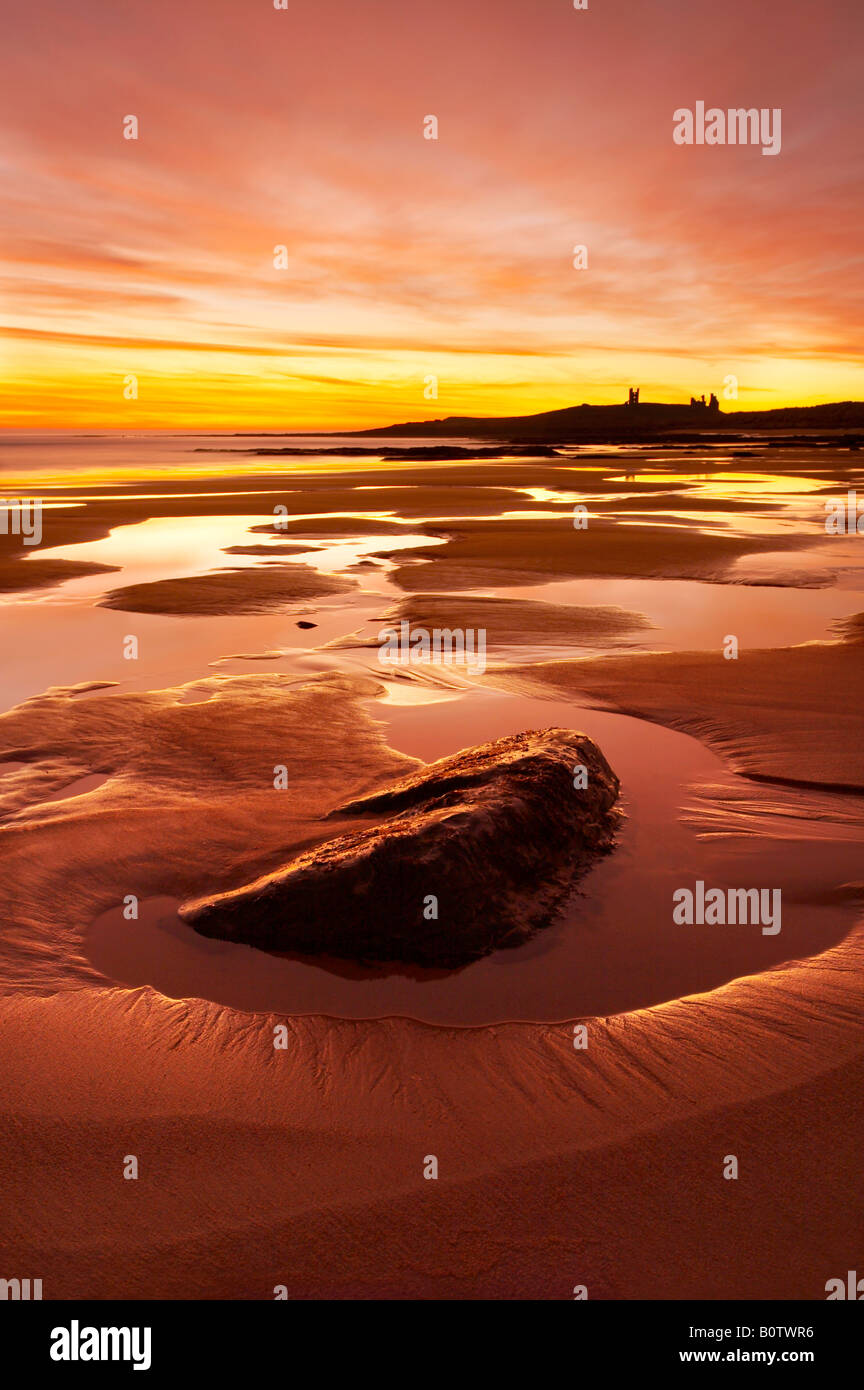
[349,398,864,444]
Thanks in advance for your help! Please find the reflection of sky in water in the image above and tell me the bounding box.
[1,439,863,718]
[607,471,830,497]
[27,514,278,589]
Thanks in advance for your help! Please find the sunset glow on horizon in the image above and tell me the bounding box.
[2,0,862,431]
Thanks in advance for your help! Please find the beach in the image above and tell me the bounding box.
[0,431,862,1297]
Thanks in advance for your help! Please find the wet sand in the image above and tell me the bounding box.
[0,432,862,1298]
[99,562,353,614]
[485,620,864,789]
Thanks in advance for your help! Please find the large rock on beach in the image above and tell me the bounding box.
[180,728,620,966]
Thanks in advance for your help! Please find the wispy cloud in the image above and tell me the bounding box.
[1,0,862,427]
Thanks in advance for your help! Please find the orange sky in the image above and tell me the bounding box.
[1,0,862,431]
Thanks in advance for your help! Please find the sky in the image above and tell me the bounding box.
[1,0,862,430]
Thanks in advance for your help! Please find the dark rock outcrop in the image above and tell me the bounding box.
[179,729,620,967]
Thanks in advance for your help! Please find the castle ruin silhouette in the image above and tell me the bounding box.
[625,387,719,411]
